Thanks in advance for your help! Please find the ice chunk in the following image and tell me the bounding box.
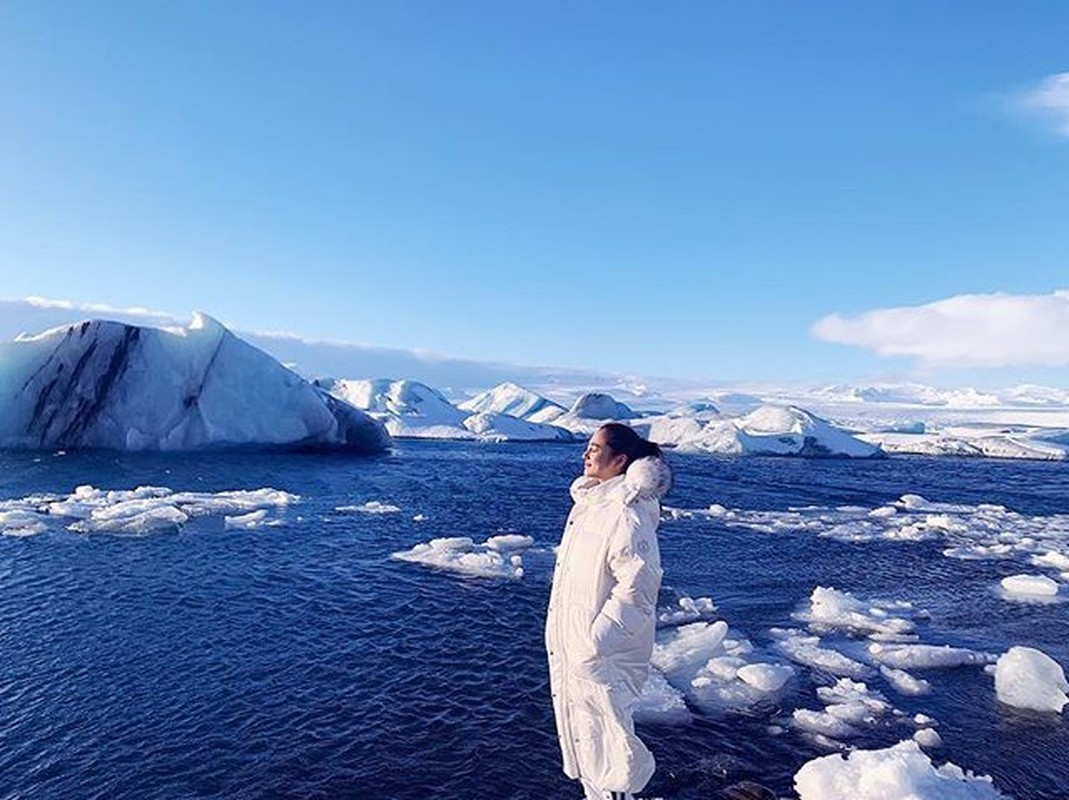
[335,501,401,514]
[914,728,944,748]
[771,628,869,678]
[794,740,1008,799]
[224,510,270,529]
[994,646,1068,713]
[1030,551,1069,570]
[391,535,529,579]
[880,665,931,695]
[658,595,718,626]
[796,586,918,639]
[653,621,790,713]
[998,574,1061,601]
[737,663,793,692]
[868,643,996,670]
[634,669,692,724]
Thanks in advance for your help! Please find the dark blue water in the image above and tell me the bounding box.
[1,443,1067,799]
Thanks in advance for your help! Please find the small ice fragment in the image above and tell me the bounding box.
[914,728,943,748]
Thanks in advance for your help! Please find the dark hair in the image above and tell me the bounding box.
[598,423,661,467]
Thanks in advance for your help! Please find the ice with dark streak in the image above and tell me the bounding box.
[0,314,391,453]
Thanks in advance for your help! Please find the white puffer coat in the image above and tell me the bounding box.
[545,456,672,794]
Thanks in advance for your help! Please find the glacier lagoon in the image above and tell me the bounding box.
[1,443,1067,798]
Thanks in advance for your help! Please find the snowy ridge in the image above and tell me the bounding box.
[318,379,572,441]
[0,316,390,453]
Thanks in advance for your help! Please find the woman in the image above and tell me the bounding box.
[545,423,672,800]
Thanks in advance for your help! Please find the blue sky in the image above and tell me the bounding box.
[1,2,1067,386]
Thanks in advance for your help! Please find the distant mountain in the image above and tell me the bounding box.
[316,378,571,442]
[457,382,566,423]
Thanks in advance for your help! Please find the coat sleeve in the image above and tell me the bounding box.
[591,503,663,653]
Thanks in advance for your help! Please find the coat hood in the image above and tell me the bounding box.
[622,456,672,504]
[571,456,672,506]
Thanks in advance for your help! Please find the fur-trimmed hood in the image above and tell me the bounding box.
[570,456,672,506]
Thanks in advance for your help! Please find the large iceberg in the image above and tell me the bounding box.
[0,316,391,453]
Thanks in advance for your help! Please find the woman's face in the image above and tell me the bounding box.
[583,429,627,481]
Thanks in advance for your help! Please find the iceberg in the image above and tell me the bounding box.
[0,316,390,453]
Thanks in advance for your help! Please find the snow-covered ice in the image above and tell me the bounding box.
[663,493,1069,578]
[652,620,795,713]
[867,643,996,670]
[794,740,1008,799]
[0,484,298,536]
[391,534,535,579]
[791,678,892,744]
[994,646,1068,713]
[657,595,718,626]
[997,574,1062,603]
[795,586,919,640]
[771,628,870,679]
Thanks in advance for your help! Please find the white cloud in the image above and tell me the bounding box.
[811,290,1069,367]
[1009,72,1069,138]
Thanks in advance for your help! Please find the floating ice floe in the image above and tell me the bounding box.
[657,595,718,626]
[335,501,402,514]
[994,646,1068,713]
[664,493,1069,576]
[791,678,892,746]
[391,534,535,579]
[997,574,1063,604]
[224,509,284,530]
[794,740,1008,799]
[0,484,298,536]
[652,620,794,713]
[634,669,692,724]
[867,642,996,670]
[880,665,932,695]
[771,628,870,679]
[795,586,921,641]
